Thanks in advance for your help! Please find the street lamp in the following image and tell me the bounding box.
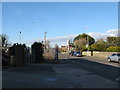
[19,31,21,44]
[85,26,89,56]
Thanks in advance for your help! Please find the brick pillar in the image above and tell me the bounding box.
[15,45,26,66]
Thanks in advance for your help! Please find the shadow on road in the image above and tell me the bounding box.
[59,57,120,82]
[2,56,120,88]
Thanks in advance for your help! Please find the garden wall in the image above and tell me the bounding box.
[82,51,120,59]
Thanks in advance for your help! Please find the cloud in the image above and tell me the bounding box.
[23,35,77,47]
[88,32,108,40]
[106,29,119,37]
[88,29,119,40]
[47,35,77,42]
[23,29,119,47]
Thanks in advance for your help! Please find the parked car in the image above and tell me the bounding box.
[107,53,120,63]
[69,51,74,56]
[73,52,82,57]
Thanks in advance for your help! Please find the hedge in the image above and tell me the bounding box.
[106,46,120,52]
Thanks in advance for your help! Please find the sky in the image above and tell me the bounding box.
[2,2,118,47]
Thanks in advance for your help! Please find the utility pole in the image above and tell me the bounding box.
[19,31,21,44]
[85,26,89,56]
[44,31,47,56]
[67,40,71,53]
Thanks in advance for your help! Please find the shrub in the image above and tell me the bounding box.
[106,46,120,52]
[43,52,54,60]
[91,44,107,51]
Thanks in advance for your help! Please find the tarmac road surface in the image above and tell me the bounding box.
[2,54,120,88]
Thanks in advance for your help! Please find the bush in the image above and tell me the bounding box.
[91,44,107,51]
[43,52,54,60]
[106,46,120,52]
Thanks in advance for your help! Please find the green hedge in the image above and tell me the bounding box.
[106,46,120,52]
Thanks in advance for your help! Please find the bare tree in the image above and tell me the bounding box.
[74,38,86,52]
[0,34,8,47]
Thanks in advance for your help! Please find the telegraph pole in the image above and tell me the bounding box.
[44,31,47,55]
[85,26,89,56]
[19,31,22,44]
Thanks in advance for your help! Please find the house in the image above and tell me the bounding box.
[60,46,68,52]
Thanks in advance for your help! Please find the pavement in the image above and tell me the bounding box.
[2,54,120,88]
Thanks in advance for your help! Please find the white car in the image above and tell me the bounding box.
[107,53,120,63]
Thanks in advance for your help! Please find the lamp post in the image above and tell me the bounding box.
[19,31,21,44]
[85,26,89,56]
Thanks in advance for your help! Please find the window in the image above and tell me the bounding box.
[117,54,120,56]
[112,54,116,56]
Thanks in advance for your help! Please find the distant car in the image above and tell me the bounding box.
[69,51,74,56]
[107,53,120,63]
[73,52,82,57]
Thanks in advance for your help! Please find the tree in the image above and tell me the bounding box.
[44,40,51,53]
[73,33,95,52]
[106,37,120,46]
[91,44,106,51]
[74,38,87,52]
[106,46,120,52]
[91,38,107,51]
[0,34,8,47]
[74,33,95,45]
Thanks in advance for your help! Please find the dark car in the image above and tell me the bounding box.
[73,52,82,57]
[69,51,74,56]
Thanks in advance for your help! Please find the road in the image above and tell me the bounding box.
[2,54,120,88]
[61,54,119,80]
[59,53,120,67]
